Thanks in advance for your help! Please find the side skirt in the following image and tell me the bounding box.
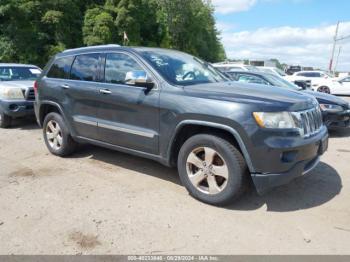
[74,136,169,167]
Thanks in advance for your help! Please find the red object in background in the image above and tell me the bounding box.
[34,81,38,94]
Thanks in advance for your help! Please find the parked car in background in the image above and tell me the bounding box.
[35,45,328,206]
[212,63,260,73]
[285,65,302,75]
[226,71,350,130]
[285,70,345,95]
[0,63,42,128]
[257,66,287,77]
[256,66,311,89]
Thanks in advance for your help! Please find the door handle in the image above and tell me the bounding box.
[99,89,112,94]
[61,84,70,89]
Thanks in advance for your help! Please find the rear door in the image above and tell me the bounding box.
[60,53,101,140]
[95,52,160,155]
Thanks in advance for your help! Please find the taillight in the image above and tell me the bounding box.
[34,81,38,95]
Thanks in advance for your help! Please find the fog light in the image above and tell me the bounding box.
[281,151,297,163]
[9,104,19,111]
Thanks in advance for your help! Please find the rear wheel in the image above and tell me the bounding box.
[177,134,248,206]
[318,86,330,94]
[43,112,77,156]
[0,111,11,128]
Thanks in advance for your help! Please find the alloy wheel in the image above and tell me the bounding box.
[186,147,229,195]
[45,120,63,150]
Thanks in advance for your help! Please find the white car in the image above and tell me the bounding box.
[285,70,345,94]
[0,63,42,128]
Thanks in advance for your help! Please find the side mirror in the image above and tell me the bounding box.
[125,70,154,90]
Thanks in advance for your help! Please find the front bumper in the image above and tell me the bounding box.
[0,99,34,118]
[324,109,350,129]
[250,127,329,194]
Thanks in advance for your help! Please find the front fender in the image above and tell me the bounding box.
[166,120,255,173]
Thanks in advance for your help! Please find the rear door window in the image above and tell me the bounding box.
[70,54,100,82]
[47,57,74,79]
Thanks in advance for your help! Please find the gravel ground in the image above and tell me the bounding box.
[0,97,350,255]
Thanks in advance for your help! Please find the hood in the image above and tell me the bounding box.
[184,81,318,112]
[303,90,349,108]
[0,80,35,90]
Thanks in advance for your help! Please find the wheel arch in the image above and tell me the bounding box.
[167,120,255,173]
[39,101,78,138]
[39,101,65,126]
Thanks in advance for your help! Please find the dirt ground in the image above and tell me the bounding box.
[1,97,350,255]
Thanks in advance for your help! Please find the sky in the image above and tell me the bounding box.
[212,0,350,71]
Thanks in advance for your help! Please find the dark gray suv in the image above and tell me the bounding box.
[34,45,329,206]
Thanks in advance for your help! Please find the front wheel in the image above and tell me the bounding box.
[177,134,248,206]
[318,86,331,94]
[43,112,77,156]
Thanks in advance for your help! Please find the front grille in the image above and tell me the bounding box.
[299,107,323,137]
[25,88,35,100]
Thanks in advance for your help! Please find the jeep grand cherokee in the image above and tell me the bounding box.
[34,45,328,206]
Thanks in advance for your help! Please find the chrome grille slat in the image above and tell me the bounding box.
[25,88,35,101]
[298,107,323,138]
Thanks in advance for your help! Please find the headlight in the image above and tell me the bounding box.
[0,88,25,100]
[253,112,299,129]
[319,104,343,113]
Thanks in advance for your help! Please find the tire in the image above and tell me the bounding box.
[317,86,331,94]
[0,111,11,128]
[43,112,77,156]
[177,134,248,206]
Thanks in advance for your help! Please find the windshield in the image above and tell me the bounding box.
[274,68,287,76]
[244,65,260,72]
[322,72,335,78]
[259,67,286,76]
[138,50,227,86]
[0,67,41,81]
[264,74,301,91]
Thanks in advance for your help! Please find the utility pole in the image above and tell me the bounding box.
[329,21,340,73]
[334,46,342,73]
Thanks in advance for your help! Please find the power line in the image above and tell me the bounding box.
[336,35,350,41]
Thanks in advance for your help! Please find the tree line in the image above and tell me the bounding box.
[0,0,226,68]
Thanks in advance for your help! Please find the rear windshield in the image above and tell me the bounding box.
[0,67,41,81]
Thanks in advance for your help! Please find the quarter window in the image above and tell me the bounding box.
[47,57,74,79]
[104,53,143,84]
[70,54,100,81]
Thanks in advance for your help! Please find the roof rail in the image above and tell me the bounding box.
[62,44,121,53]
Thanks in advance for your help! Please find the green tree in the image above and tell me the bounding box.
[83,8,115,46]
[0,0,226,67]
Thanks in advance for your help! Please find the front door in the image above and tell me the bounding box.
[95,52,160,155]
